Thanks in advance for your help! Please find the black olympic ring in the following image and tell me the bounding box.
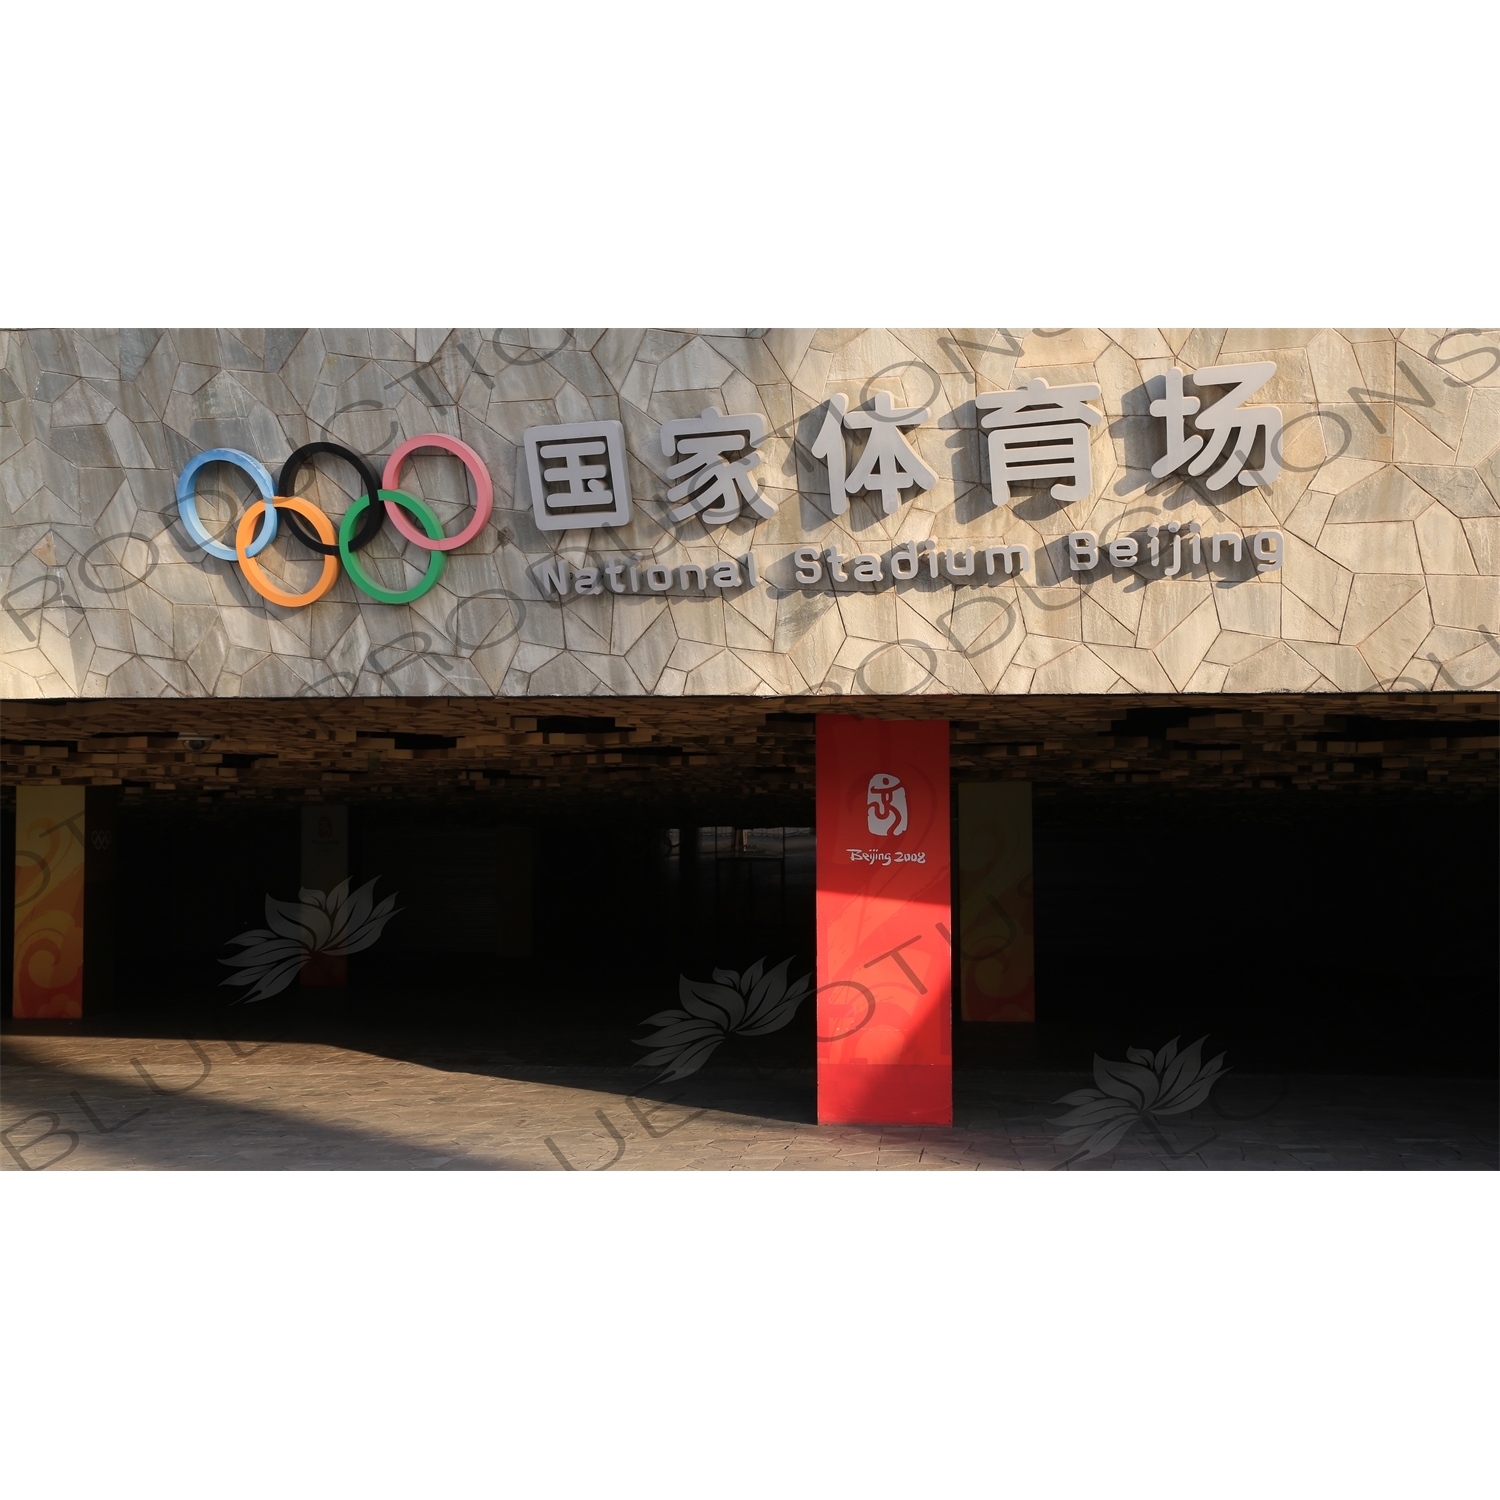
[275,442,385,557]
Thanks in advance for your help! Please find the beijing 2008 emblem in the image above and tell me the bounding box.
[866,773,909,837]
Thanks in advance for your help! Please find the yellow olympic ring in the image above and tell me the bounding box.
[235,498,341,608]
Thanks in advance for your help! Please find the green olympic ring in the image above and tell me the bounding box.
[339,490,447,604]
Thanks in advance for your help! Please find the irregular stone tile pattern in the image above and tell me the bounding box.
[2,329,1497,700]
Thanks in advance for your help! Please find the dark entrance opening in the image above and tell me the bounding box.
[1012,785,1497,1077]
[5,692,1496,1104]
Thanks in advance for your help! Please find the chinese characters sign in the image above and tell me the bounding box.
[521,363,1284,534]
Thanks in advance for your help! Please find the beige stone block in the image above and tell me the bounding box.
[1286,641,1378,690]
[1285,485,1336,545]
[526,652,604,695]
[1155,596,1220,689]
[1221,329,1321,352]
[1181,660,1228,692]
[1082,594,1135,646]
[1013,633,1074,670]
[1426,575,1498,630]
[1417,625,1487,663]
[1307,330,1366,407]
[996,662,1034,693]
[1352,339,1395,394]
[1136,578,1211,649]
[672,596,727,648]
[1206,631,1276,666]
[730,648,808,696]
[1213,577,1280,636]
[37,617,87,692]
[1358,591,1432,684]
[1222,641,1321,692]
[617,360,654,413]
[1095,344,1143,416]
[1393,342,1474,449]
[1393,654,1441,690]
[562,606,611,656]
[1326,466,1430,522]
[0,649,46,690]
[1433,639,1500,689]
[1016,582,1080,642]
[1101,329,1173,360]
[953,619,1025,692]
[1029,644,1118,693]
[1267,403,1324,489]
[700,336,785,387]
[1399,464,1499,519]
[790,346,833,402]
[1481,452,1500,517]
[1415,505,1477,574]
[1280,590,1341,643]
[769,566,836,637]
[652,338,735,393]
[622,610,676,689]
[1462,518,1500,574]
[852,640,941,693]
[832,631,879,671]
[1319,522,1422,573]
[1018,329,1111,365]
[763,330,815,383]
[1309,455,1385,495]
[1455,387,1500,466]
[1423,330,1500,389]
[685,648,765,695]
[1316,404,1394,464]
[1175,329,1226,367]
[572,651,647,695]
[784,599,845,684]
[926,649,990,694]
[946,589,1017,651]
[1339,574,1424,644]
[1086,643,1176,691]
[893,593,956,650]
[665,637,721,674]
[1394,408,1455,464]
[1213,347,1314,405]
[723,603,772,653]
[1198,485,1278,533]
[1282,540,1351,628]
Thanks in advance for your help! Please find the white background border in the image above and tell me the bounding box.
[5,3,1496,1495]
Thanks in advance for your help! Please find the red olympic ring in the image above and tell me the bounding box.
[381,434,494,552]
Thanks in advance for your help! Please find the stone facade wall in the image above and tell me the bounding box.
[2,328,1496,700]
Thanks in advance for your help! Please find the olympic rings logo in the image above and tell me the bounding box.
[175,434,494,607]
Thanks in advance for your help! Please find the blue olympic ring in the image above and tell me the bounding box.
[176,449,278,561]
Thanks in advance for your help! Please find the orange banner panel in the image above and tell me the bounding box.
[816,717,951,1126]
[13,786,86,1019]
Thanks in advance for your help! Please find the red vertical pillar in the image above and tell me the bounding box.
[816,717,952,1126]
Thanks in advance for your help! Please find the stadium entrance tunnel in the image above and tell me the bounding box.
[3,693,1495,1083]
